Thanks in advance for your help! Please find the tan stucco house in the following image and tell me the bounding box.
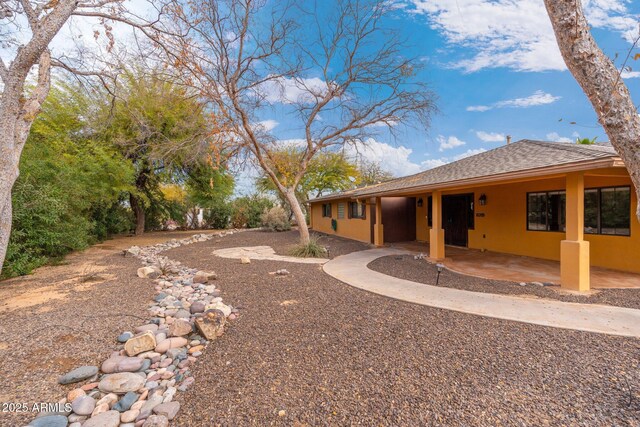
[309,140,639,292]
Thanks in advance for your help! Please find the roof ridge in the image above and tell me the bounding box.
[525,139,615,156]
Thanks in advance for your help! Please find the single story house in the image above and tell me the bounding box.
[309,140,639,292]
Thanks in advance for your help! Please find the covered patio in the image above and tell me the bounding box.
[390,242,640,290]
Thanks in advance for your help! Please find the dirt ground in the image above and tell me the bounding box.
[0,230,218,427]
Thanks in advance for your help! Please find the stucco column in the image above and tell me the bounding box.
[374,197,384,246]
[561,172,590,291]
[429,190,445,260]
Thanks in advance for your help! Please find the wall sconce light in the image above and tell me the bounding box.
[417,198,423,207]
[479,194,487,206]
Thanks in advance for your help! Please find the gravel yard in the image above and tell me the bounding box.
[0,250,154,427]
[369,254,640,310]
[0,230,217,427]
[165,230,640,426]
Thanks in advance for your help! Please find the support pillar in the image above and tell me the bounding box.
[561,173,590,291]
[429,190,445,260]
[374,197,384,247]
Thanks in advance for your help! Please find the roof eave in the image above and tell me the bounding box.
[310,157,623,202]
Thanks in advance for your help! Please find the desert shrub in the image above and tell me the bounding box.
[231,195,274,228]
[261,206,291,231]
[205,202,233,229]
[289,234,328,258]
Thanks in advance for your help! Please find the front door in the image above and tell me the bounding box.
[442,194,473,247]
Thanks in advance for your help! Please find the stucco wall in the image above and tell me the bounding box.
[310,198,372,243]
[460,172,639,273]
[311,168,640,274]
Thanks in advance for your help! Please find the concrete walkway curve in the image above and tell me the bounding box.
[323,248,640,338]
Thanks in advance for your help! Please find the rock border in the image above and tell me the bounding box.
[28,231,239,427]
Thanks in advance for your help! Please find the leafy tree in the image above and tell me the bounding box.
[2,83,134,278]
[102,70,211,234]
[257,148,360,204]
[576,137,597,145]
[357,160,395,185]
[0,0,163,276]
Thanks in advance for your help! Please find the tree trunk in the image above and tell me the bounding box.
[0,59,49,275]
[284,188,310,245]
[544,0,640,221]
[0,172,17,275]
[130,193,146,235]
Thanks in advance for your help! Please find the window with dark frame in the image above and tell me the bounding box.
[337,203,345,219]
[348,201,366,219]
[527,191,566,232]
[584,186,630,236]
[321,203,332,218]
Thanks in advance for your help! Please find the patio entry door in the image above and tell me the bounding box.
[442,194,473,247]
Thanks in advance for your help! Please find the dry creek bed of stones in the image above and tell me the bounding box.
[26,231,240,427]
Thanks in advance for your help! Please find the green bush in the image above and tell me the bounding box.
[289,234,328,258]
[261,206,291,231]
[205,202,233,229]
[231,195,274,228]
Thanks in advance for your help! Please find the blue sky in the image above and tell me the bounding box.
[9,0,634,193]
[235,0,640,190]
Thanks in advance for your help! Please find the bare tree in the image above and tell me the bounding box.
[0,0,171,273]
[164,0,435,245]
[544,0,640,221]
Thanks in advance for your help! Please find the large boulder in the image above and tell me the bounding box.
[168,319,192,337]
[98,373,145,394]
[137,266,161,279]
[58,365,98,385]
[124,332,157,356]
[154,337,188,354]
[101,356,145,374]
[82,410,120,427]
[195,310,226,340]
[193,270,217,284]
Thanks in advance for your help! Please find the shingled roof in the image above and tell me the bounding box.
[311,140,622,202]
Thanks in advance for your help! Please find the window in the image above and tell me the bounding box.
[337,203,345,219]
[527,191,566,232]
[348,201,366,219]
[322,203,332,218]
[584,186,630,236]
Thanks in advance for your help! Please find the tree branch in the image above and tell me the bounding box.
[0,59,7,83]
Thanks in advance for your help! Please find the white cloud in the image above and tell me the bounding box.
[466,105,491,112]
[406,0,639,72]
[453,148,486,160]
[476,131,505,142]
[345,138,423,176]
[622,70,640,79]
[259,76,330,104]
[421,158,448,169]
[546,132,573,143]
[421,147,487,170]
[467,90,560,112]
[254,119,279,132]
[438,135,466,151]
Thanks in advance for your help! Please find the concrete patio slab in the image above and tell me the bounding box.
[323,248,640,338]
[392,242,640,289]
[212,246,328,264]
